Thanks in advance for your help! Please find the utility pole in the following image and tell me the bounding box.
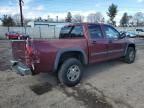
[19,0,24,26]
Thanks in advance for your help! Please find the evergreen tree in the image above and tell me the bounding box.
[2,15,15,27]
[65,12,72,22]
[107,4,118,25]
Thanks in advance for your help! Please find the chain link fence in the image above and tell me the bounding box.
[0,26,144,39]
[0,26,61,39]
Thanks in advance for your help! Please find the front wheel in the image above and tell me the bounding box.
[124,47,136,64]
[58,58,83,87]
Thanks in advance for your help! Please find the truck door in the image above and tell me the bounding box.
[88,24,109,63]
[102,25,126,59]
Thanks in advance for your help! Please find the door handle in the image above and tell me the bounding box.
[92,41,97,44]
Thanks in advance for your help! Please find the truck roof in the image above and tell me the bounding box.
[64,22,108,27]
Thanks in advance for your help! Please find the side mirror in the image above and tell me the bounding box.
[119,32,126,39]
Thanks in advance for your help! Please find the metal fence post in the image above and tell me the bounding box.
[47,25,50,39]
[39,26,42,38]
[54,26,56,38]
[24,26,26,34]
[8,26,9,32]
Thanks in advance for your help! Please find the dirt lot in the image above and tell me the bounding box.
[0,39,144,108]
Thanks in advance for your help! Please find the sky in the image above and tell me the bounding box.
[0,0,144,23]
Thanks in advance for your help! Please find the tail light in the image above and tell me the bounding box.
[25,38,33,66]
[26,38,33,56]
[25,38,40,67]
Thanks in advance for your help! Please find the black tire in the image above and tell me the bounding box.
[124,47,136,64]
[58,58,83,87]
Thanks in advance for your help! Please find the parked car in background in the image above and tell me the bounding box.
[19,33,30,40]
[136,29,144,37]
[5,31,30,40]
[5,31,20,39]
[11,23,136,87]
[120,31,137,38]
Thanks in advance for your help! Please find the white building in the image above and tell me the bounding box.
[27,21,70,28]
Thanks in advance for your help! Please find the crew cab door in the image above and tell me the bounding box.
[87,24,109,63]
[102,25,126,59]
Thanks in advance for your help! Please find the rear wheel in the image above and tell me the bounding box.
[124,47,136,64]
[58,58,83,87]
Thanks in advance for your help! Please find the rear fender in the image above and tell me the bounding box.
[54,48,88,72]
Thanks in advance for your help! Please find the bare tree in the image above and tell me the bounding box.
[133,12,144,26]
[87,12,104,23]
[13,14,21,26]
[87,14,95,23]
[23,19,31,26]
[120,12,129,27]
[128,15,134,27]
[72,14,84,23]
[13,14,31,26]
[35,17,43,22]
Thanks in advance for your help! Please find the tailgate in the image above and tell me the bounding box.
[11,40,26,63]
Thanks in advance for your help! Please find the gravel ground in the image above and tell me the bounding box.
[0,39,144,108]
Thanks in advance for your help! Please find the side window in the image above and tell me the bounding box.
[59,26,72,38]
[59,25,83,38]
[70,25,84,37]
[103,25,120,38]
[88,25,103,39]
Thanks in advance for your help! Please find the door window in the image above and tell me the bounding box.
[88,25,103,39]
[103,25,120,39]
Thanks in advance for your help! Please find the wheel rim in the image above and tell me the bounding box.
[67,65,80,82]
[129,50,135,61]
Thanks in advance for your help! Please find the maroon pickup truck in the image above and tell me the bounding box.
[11,23,136,86]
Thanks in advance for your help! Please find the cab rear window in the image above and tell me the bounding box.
[59,25,84,38]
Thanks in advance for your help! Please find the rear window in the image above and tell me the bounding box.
[59,25,84,38]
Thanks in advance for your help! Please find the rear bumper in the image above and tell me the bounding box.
[10,60,32,76]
